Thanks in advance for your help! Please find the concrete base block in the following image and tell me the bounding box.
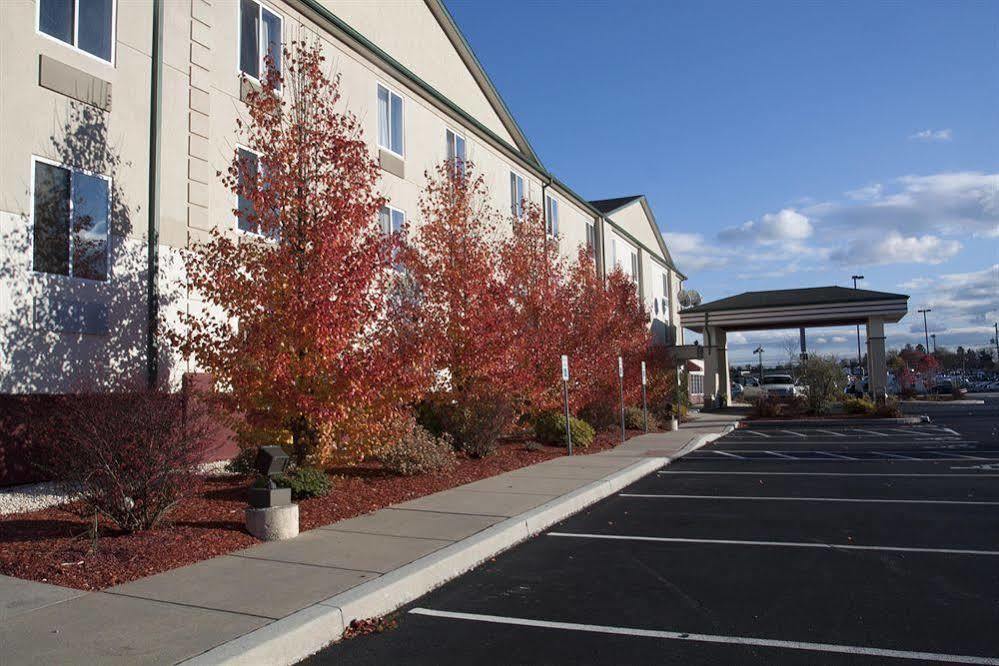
[246,504,299,541]
[667,419,679,431]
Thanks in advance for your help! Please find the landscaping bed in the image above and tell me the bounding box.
[0,429,645,591]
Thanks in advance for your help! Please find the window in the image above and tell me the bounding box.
[38,0,115,63]
[235,147,270,237]
[446,128,465,169]
[585,221,595,250]
[661,273,670,319]
[544,195,559,237]
[32,158,110,281]
[510,172,525,218]
[630,251,639,281]
[378,205,405,235]
[239,0,282,88]
[377,84,404,156]
[610,237,618,268]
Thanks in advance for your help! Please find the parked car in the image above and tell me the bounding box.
[748,374,803,401]
[741,376,762,400]
[731,382,744,400]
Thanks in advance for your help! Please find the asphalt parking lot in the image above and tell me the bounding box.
[305,401,999,665]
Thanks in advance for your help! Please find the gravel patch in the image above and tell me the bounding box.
[0,481,78,516]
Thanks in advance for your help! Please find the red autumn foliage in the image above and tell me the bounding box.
[403,162,520,410]
[173,42,429,465]
[497,202,575,413]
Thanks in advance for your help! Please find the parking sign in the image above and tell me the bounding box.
[561,355,569,382]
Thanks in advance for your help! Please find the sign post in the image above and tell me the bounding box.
[561,355,572,456]
[641,361,648,433]
[618,356,625,444]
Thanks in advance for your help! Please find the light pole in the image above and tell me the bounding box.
[930,333,936,354]
[852,275,864,372]
[993,322,999,363]
[917,308,932,352]
[753,346,764,385]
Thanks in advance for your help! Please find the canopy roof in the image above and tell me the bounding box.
[680,286,909,332]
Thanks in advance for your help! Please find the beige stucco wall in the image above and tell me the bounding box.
[0,0,683,393]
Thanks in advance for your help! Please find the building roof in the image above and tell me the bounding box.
[682,286,909,314]
[588,195,644,215]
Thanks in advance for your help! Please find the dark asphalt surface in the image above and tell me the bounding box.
[303,396,999,665]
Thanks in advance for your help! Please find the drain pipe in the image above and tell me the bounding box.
[146,0,163,389]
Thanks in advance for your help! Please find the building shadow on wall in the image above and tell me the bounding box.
[0,101,182,484]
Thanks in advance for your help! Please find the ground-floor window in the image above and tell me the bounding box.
[32,157,110,281]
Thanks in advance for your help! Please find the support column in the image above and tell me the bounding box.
[717,330,731,406]
[703,326,729,407]
[866,317,888,402]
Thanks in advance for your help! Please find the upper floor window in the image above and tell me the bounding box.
[629,251,639,282]
[32,158,110,281]
[510,171,525,218]
[585,221,595,250]
[379,205,405,235]
[446,128,466,169]
[240,0,282,89]
[544,195,559,237]
[378,84,404,157]
[661,273,670,318]
[38,0,115,63]
[236,147,260,235]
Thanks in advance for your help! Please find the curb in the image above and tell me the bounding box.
[181,454,673,665]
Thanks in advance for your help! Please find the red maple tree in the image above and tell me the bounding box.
[174,42,429,464]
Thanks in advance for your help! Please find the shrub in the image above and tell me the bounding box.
[533,411,596,448]
[380,424,457,476]
[798,356,846,415]
[843,396,876,415]
[226,446,258,475]
[875,397,903,418]
[579,401,617,430]
[273,465,331,500]
[33,391,210,533]
[435,392,515,458]
[750,395,784,418]
[623,406,659,431]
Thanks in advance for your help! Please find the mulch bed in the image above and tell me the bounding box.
[0,428,648,591]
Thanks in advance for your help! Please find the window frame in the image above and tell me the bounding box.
[36,0,117,66]
[544,194,559,237]
[510,170,526,219]
[445,127,466,168]
[378,204,406,236]
[237,0,283,91]
[30,155,112,283]
[376,82,406,159]
[585,221,595,250]
[233,144,266,237]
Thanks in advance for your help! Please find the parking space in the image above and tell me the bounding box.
[305,407,999,665]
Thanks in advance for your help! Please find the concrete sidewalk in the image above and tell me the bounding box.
[0,414,737,665]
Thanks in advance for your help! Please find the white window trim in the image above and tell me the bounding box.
[445,126,466,163]
[30,155,113,283]
[36,0,117,66]
[376,82,405,159]
[237,0,283,89]
[544,193,559,238]
[510,170,526,218]
[379,204,406,235]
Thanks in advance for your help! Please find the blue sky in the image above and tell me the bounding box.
[446,0,999,364]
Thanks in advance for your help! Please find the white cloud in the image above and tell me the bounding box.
[831,336,848,343]
[909,128,952,142]
[719,209,813,244]
[845,183,882,201]
[662,232,728,271]
[830,232,961,266]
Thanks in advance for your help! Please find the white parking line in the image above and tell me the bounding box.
[658,471,999,478]
[740,430,772,438]
[547,532,999,557]
[850,429,889,437]
[619,493,999,506]
[871,451,920,460]
[409,608,999,664]
[816,451,858,459]
[765,451,797,459]
[927,451,988,460]
[778,429,807,438]
[712,451,746,459]
[814,429,846,437]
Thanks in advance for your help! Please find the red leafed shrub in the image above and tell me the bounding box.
[32,391,210,533]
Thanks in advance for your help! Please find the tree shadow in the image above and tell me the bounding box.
[0,101,182,484]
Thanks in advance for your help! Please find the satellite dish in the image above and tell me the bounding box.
[679,289,702,308]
